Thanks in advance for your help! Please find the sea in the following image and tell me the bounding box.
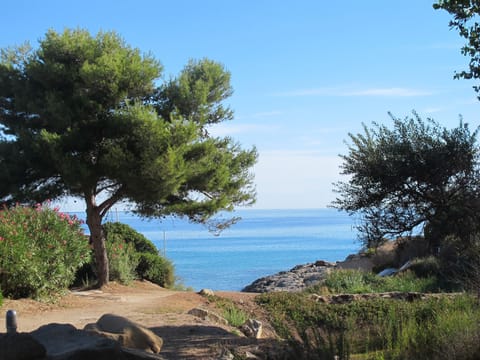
[74,208,360,291]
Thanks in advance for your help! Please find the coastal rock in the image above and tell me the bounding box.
[188,308,228,325]
[242,261,335,293]
[309,292,427,304]
[240,319,263,339]
[336,253,374,271]
[84,313,163,354]
[198,288,215,297]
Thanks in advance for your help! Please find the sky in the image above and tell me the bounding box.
[1,1,479,210]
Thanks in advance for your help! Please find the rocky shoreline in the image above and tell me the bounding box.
[242,253,375,293]
[242,260,336,293]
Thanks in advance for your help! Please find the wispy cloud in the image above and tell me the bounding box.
[274,86,433,97]
[345,88,432,97]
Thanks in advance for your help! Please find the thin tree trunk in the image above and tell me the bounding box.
[85,194,109,287]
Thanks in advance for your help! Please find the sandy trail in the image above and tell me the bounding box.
[0,281,275,359]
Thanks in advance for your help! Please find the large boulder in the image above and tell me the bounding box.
[0,332,46,360]
[84,314,163,354]
[30,323,126,360]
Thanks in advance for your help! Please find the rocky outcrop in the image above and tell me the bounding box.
[240,319,263,339]
[308,291,463,304]
[84,313,163,354]
[1,317,164,360]
[242,260,336,293]
[187,308,229,325]
[0,332,46,360]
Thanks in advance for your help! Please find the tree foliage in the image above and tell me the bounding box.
[332,112,480,250]
[0,29,257,286]
[434,0,480,96]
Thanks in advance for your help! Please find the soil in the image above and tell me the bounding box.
[0,281,281,359]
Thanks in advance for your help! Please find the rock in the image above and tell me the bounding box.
[218,348,235,360]
[187,308,228,325]
[336,253,374,271]
[0,332,47,360]
[30,323,126,360]
[377,268,398,277]
[198,288,215,296]
[240,319,263,339]
[84,314,163,354]
[242,260,335,292]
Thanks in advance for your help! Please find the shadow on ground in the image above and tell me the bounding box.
[152,324,286,359]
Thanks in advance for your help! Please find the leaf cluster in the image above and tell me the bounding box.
[0,29,257,228]
[332,112,480,248]
[434,0,480,95]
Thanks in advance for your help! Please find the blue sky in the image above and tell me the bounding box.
[1,1,479,210]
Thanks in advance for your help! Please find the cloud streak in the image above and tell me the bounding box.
[274,86,433,97]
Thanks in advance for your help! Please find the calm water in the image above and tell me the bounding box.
[77,208,360,291]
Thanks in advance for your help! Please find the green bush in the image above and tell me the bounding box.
[74,221,174,287]
[0,287,3,306]
[105,233,138,285]
[0,203,91,298]
[409,256,441,278]
[103,222,157,254]
[137,252,174,288]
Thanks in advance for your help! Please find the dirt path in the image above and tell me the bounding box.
[0,281,279,359]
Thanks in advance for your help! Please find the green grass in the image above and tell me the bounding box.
[258,268,480,359]
[309,269,442,295]
[206,295,249,327]
[258,291,480,360]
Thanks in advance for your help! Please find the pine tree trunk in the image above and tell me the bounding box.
[86,199,109,287]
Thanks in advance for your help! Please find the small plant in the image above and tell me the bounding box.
[222,303,249,327]
[207,295,249,327]
[0,287,3,306]
[105,234,138,284]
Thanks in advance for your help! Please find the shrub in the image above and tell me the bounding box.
[137,252,174,288]
[0,287,3,306]
[409,256,441,278]
[105,233,138,285]
[103,222,157,254]
[0,203,91,298]
[438,233,480,293]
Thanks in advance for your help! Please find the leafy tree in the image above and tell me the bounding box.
[0,29,257,287]
[434,0,480,96]
[332,112,480,250]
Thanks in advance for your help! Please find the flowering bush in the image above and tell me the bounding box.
[0,203,91,298]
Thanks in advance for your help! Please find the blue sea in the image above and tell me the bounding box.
[77,208,360,291]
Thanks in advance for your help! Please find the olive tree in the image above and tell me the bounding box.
[332,112,480,251]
